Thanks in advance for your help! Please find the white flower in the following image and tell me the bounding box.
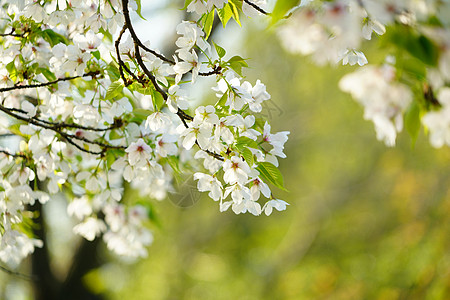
[73,217,106,241]
[223,156,251,185]
[125,138,152,166]
[175,21,209,52]
[194,172,223,201]
[194,105,219,126]
[263,199,289,216]
[362,18,386,40]
[179,120,211,150]
[223,184,260,215]
[67,196,93,221]
[155,134,178,157]
[339,64,412,146]
[206,0,228,10]
[167,85,189,113]
[187,0,207,15]
[174,49,200,83]
[250,177,271,201]
[341,49,368,66]
[262,122,290,153]
[62,45,91,75]
[145,111,171,132]
[241,79,271,113]
[422,88,450,147]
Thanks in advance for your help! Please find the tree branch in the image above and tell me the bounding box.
[0,149,27,159]
[0,104,125,156]
[243,0,270,15]
[120,0,224,162]
[0,71,100,93]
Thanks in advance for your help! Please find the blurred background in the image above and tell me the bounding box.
[1,1,449,299]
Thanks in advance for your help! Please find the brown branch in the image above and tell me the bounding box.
[115,25,141,86]
[199,65,222,76]
[0,104,124,156]
[243,0,270,15]
[121,0,224,162]
[139,41,175,65]
[0,28,25,38]
[0,71,100,93]
[0,149,26,159]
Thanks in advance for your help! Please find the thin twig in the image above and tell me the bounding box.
[0,104,124,156]
[243,0,270,15]
[121,0,224,162]
[0,265,35,281]
[0,71,99,93]
[0,149,26,158]
[0,28,25,38]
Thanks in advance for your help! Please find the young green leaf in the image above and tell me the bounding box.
[40,29,69,47]
[271,0,300,24]
[405,100,421,146]
[213,41,226,58]
[217,3,234,27]
[241,147,254,167]
[256,162,287,191]
[227,55,248,76]
[105,81,124,100]
[204,10,215,39]
[135,0,147,20]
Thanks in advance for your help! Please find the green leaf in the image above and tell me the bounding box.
[135,0,146,20]
[132,108,152,122]
[106,149,124,168]
[203,10,215,39]
[217,3,234,27]
[405,100,421,146]
[38,68,57,81]
[216,91,228,107]
[227,55,248,76]
[106,62,120,81]
[272,0,300,24]
[166,156,182,174]
[151,88,165,110]
[182,0,194,10]
[241,147,254,167]
[105,81,124,100]
[213,41,226,58]
[235,136,258,150]
[256,162,287,191]
[40,29,69,47]
[6,60,17,81]
[229,1,241,26]
[397,56,427,81]
[92,50,101,60]
[383,26,439,67]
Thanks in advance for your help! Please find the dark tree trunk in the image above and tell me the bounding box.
[29,199,105,300]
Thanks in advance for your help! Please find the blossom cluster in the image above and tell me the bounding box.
[0,0,289,268]
[279,0,450,148]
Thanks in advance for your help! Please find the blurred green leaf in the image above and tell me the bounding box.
[272,0,300,24]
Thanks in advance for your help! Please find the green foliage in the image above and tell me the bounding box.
[217,2,241,27]
[213,41,226,59]
[383,25,439,67]
[256,161,286,191]
[271,0,300,24]
[40,29,69,47]
[104,81,124,100]
[227,55,248,76]
[405,101,421,146]
[202,10,215,39]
